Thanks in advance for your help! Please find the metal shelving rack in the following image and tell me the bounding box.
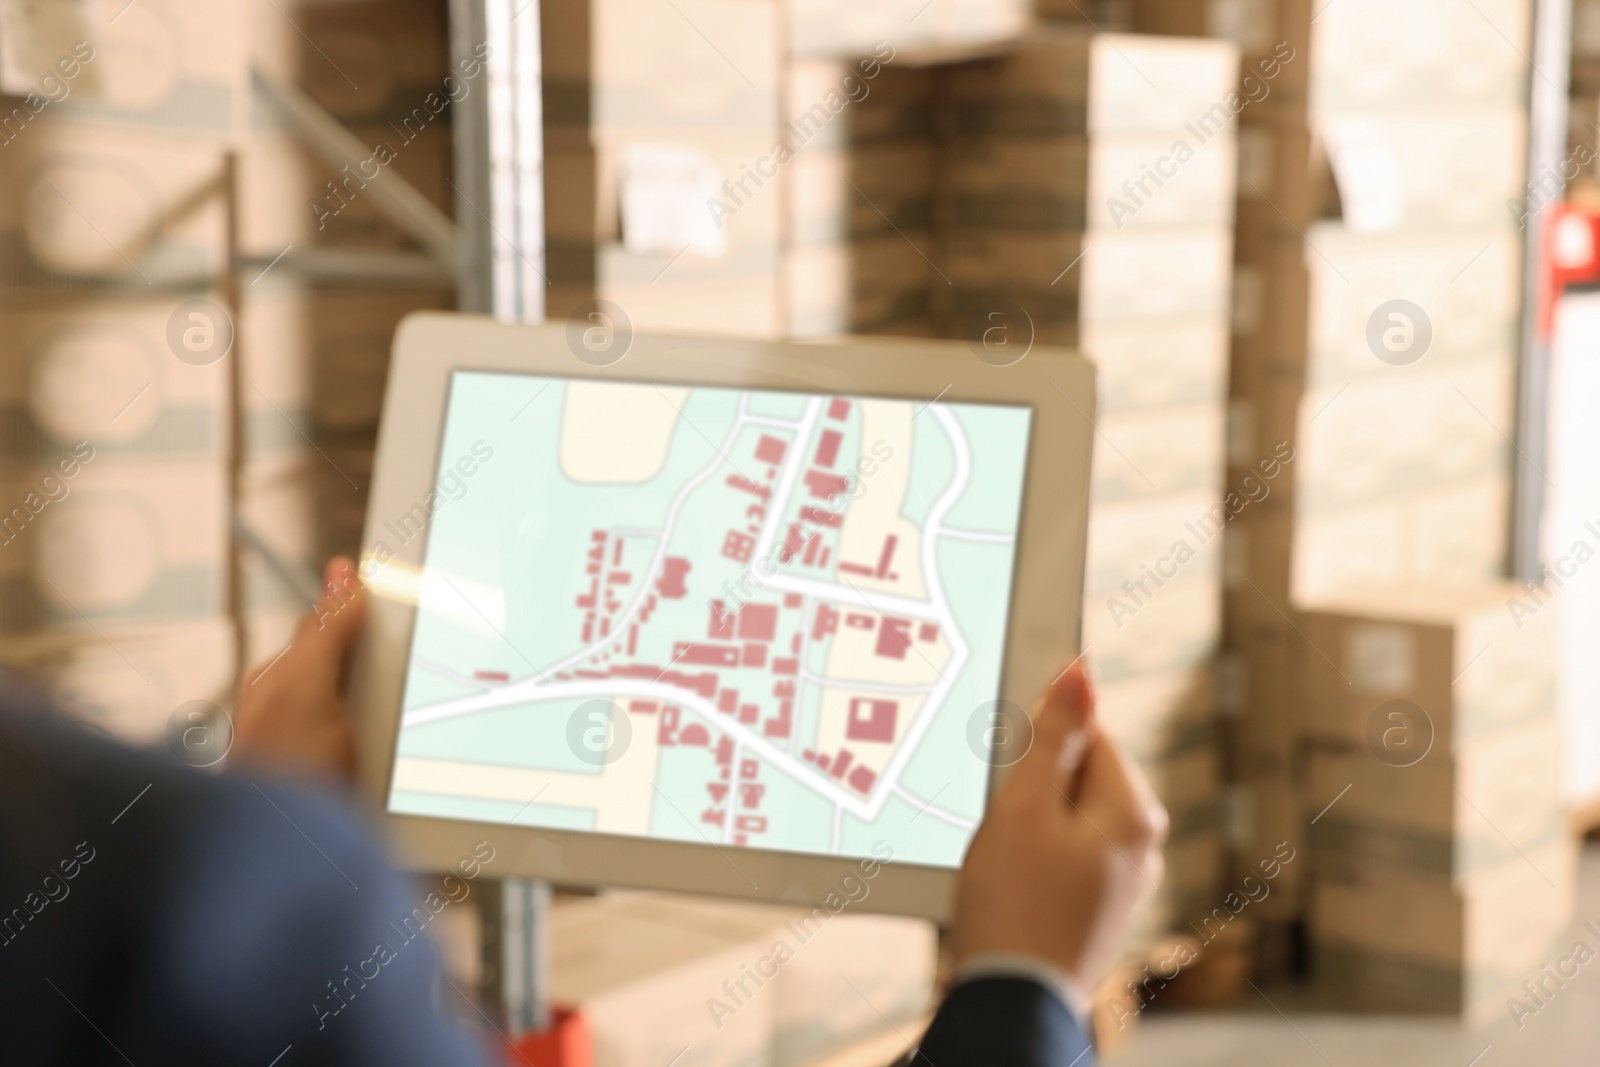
[448,0,553,1038]
[240,0,553,1037]
[1514,0,1574,581]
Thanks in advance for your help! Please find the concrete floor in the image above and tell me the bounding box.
[1115,846,1600,1066]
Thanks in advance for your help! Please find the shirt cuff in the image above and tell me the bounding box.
[953,954,1092,1031]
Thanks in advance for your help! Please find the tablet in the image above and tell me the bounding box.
[353,313,1094,921]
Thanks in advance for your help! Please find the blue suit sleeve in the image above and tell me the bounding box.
[911,977,1095,1067]
[140,781,496,1067]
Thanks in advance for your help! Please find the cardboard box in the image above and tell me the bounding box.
[0,290,227,464]
[944,225,1232,331]
[543,0,781,140]
[0,457,226,632]
[1310,839,1574,1021]
[1309,0,1530,115]
[1131,0,1312,98]
[1304,226,1521,388]
[0,615,235,745]
[1126,834,1228,942]
[239,453,319,577]
[550,891,934,1067]
[789,0,1027,58]
[1294,356,1514,521]
[546,49,936,340]
[1299,583,1559,749]
[1084,490,1228,596]
[241,282,453,449]
[786,236,934,339]
[1091,403,1226,503]
[1292,475,1510,599]
[267,0,451,127]
[1084,227,1234,325]
[1082,317,1229,413]
[787,60,934,151]
[1221,499,1294,615]
[546,131,785,336]
[946,129,1237,232]
[1148,742,1223,814]
[942,30,1240,136]
[1306,716,1565,882]
[238,125,454,254]
[1083,571,1222,684]
[1098,665,1217,766]
[40,0,245,143]
[788,140,934,247]
[1231,775,1306,920]
[0,121,229,286]
[1220,626,1302,751]
[1318,111,1526,232]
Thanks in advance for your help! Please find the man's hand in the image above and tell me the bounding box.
[953,661,1168,994]
[232,557,366,782]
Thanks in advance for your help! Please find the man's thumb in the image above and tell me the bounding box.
[299,557,366,662]
[1002,658,1094,800]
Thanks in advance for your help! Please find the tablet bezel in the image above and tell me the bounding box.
[352,312,1094,922]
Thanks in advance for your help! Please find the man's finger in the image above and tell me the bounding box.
[1000,659,1094,803]
[291,557,367,690]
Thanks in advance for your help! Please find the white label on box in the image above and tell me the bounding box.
[1323,119,1405,233]
[619,142,728,257]
[1344,624,1415,693]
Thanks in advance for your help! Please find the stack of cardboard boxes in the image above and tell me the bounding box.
[1292,0,1554,1013]
[543,0,786,337]
[544,0,1245,956]
[543,0,955,340]
[785,56,939,339]
[0,0,462,729]
[934,28,1241,946]
[1294,0,1527,603]
[0,1,241,745]
[1128,0,1316,969]
[546,892,935,1067]
[1300,587,1570,1019]
[1134,0,1563,1009]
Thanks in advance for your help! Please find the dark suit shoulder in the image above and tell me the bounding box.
[0,688,488,1067]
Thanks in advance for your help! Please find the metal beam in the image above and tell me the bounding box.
[453,0,547,321]
[251,67,462,274]
[1513,0,1573,580]
[233,249,457,288]
[451,0,552,1039]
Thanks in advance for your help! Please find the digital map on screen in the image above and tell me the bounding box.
[387,371,1031,868]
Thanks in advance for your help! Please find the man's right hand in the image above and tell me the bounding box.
[952,661,1168,997]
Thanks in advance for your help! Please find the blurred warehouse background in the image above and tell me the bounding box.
[4,0,1600,1063]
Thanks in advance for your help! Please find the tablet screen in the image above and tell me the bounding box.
[385,371,1032,868]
